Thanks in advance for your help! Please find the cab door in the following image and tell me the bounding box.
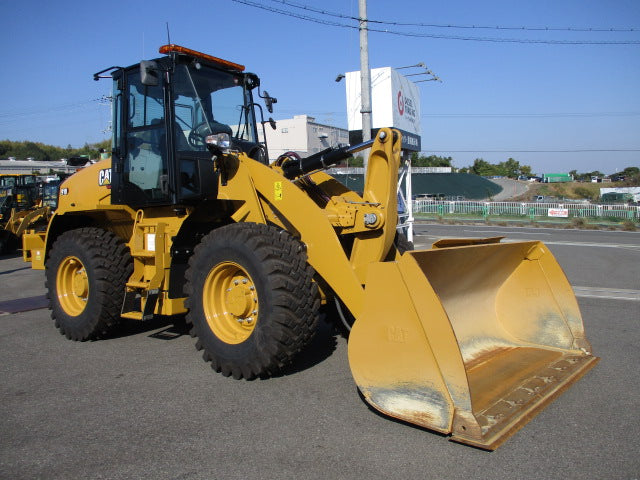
[111,66,172,206]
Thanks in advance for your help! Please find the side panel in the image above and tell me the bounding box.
[22,232,46,269]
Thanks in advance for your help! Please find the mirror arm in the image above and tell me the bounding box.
[93,66,122,81]
[256,86,277,113]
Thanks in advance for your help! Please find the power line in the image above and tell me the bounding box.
[426,149,640,153]
[273,109,640,119]
[231,0,640,45]
[0,97,108,120]
[266,0,637,33]
[422,112,640,119]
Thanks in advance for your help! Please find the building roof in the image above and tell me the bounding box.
[0,159,81,174]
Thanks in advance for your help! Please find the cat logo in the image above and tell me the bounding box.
[98,168,111,186]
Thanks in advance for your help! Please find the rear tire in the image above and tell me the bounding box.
[185,223,320,379]
[46,227,133,340]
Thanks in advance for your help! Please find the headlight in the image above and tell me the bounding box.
[205,133,231,152]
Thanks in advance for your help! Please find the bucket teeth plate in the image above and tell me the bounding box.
[453,348,599,449]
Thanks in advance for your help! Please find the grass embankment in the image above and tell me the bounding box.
[511,181,626,202]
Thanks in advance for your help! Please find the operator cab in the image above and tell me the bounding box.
[103,44,269,207]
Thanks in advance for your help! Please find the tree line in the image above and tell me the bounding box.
[410,153,532,178]
[0,140,110,162]
[409,153,639,184]
[568,167,639,183]
[3,139,638,185]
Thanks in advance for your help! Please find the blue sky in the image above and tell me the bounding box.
[0,0,638,174]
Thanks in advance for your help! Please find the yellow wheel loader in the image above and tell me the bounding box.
[1,174,47,254]
[22,45,598,449]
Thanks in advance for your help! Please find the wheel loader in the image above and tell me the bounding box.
[22,44,598,450]
[0,174,47,254]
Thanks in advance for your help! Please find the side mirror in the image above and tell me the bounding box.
[269,117,276,130]
[140,60,159,86]
[263,90,277,113]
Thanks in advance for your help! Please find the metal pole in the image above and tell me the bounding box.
[358,0,372,170]
[406,153,414,242]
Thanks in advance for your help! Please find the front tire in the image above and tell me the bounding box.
[46,227,133,340]
[0,230,19,255]
[185,223,320,379]
[394,231,414,254]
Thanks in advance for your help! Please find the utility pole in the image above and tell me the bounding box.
[358,0,372,170]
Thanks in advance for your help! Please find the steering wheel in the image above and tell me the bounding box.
[187,121,210,149]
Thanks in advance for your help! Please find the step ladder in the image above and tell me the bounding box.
[121,210,169,321]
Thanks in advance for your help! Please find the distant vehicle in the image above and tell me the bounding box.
[66,156,91,167]
[534,195,559,203]
[542,173,572,183]
[413,193,445,201]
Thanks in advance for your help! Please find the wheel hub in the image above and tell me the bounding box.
[72,268,89,298]
[56,256,89,316]
[225,281,253,318]
[203,262,259,344]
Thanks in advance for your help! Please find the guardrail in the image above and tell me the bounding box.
[413,200,640,221]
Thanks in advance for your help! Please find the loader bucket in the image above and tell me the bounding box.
[348,240,599,450]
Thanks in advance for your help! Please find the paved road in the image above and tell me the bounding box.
[1,225,639,479]
[487,178,531,201]
[413,223,640,292]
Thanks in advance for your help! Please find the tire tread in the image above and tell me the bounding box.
[185,223,320,379]
[46,227,132,341]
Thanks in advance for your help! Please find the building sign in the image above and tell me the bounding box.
[548,208,569,218]
[346,67,421,151]
[348,128,421,151]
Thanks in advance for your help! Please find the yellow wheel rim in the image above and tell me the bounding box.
[56,256,89,316]
[203,262,259,344]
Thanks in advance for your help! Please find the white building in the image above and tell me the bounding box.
[258,115,349,162]
[0,159,79,175]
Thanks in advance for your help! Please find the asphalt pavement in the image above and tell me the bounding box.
[1,224,639,479]
[486,178,532,201]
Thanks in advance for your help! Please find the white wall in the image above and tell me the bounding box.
[259,115,348,161]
